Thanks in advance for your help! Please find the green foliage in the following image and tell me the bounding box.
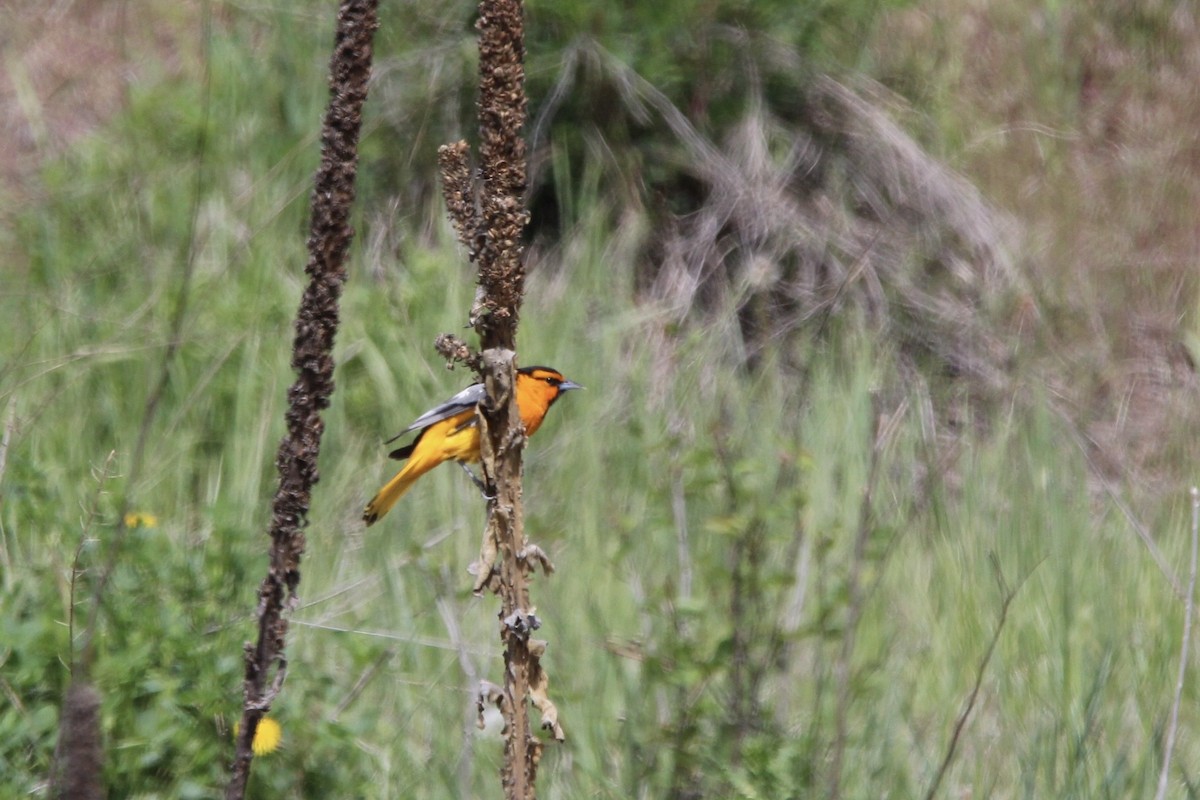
[525,0,892,121]
[4,530,389,797]
[364,0,909,228]
[514,0,913,245]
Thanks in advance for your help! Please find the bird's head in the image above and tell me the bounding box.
[520,366,583,401]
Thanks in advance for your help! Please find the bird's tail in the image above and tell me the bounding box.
[363,455,437,526]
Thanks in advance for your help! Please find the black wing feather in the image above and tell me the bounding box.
[388,438,418,461]
[383,381,486,459]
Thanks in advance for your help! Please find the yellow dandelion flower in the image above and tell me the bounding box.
[234,717,283,756]
[252,717,283,755]
[124,512,159,528]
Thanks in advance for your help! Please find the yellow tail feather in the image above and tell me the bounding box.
[363,452,441,526]
[362,470,417,527]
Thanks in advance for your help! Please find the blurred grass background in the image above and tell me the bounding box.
[1,0,1198,797]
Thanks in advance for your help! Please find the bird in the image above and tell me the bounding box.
[362,366,581,526]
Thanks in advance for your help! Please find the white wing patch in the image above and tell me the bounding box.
[384,382,486,444]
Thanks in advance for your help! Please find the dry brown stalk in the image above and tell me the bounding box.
[225,1,377,797]
[436,0,561,796]
[48,683,103,800]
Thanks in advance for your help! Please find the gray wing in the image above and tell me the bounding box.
[384,381,485,444]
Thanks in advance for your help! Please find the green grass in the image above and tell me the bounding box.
[3,3,1199,799]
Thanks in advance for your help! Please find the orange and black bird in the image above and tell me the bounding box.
[362,366,581,526]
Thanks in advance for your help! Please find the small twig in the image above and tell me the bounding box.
[332,646,397,721]
[1155,486,1200,800]
[1102,474,1183,598]
[67,452,118,670]
[1063,418,1184,598]
[434,332,481,372]
[924,555,1037,800]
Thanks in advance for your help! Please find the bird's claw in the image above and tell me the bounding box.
[459,462,495,500]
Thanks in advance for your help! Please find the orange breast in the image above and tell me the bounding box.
[517,379,555,437]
